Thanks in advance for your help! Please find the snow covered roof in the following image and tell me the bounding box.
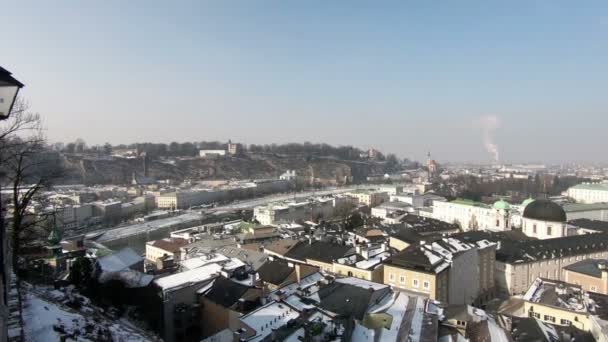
[96,248,142,273]
[154,263,222,291]
[240,301,300,342]
[179,254,230,270]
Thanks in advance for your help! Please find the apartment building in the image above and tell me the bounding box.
[382,238,496,305]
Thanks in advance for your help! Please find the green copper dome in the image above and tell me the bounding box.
[493,199,511,210]
[521,197,535,207]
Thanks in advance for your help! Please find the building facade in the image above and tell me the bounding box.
[433,199,511,231]
[567,183,608,204]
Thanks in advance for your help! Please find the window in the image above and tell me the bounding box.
[560,319,571,326]
[413,279,419,288]
[496,220,500,227]
[389,273,395,281]
[529,312,540,319]
[533,224,537,234]
[547,226,552,236]
[400,276,405,284]
[423,281,430,289]
[544,315,556,323]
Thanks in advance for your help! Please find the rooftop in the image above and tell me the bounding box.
[316,279,390,320]
[452,230,608,264]
[203,276,258,309]
[563,203,608,213]
[284,240,355,264]
[239,301,300,342]
[262,238,299,256]
[564,259,608,278]
[570,183,608,191]
[146,237,189,253]
[96,248,142,273]
[569,219,608,233]
[450,198,489,208]
[524,278,608,320]
[154,263,221,291]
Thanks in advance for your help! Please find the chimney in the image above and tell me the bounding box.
[237,298,246,312]
[295,263,302,283]
[599,261,608,293]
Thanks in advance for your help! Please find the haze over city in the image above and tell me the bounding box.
[5,2,608,342]
[2,1,607,163]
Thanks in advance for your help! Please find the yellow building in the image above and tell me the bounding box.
[348,190,389,207]
[383,250,449,302]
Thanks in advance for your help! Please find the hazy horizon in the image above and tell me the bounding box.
[3,1,607,163]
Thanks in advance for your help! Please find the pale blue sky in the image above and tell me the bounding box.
[3,1,607,163]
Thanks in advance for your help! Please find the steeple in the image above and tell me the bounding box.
[47,225,62,246]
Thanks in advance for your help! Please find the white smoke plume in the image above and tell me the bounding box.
[479,115,500,163]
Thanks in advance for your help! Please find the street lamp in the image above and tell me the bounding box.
[0,66,24,120]
[0,67,23,334]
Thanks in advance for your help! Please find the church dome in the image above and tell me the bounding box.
[522,199,566,222]
[493,199,511,210]
[521,197,535,207]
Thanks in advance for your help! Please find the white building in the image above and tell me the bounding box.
[432,199,511,231]
[390,192,446,208]
[199,149,226,157]
[563,203,608,222]
[567,183,608,204]
[521,199,571,239]
[253,197,338,225]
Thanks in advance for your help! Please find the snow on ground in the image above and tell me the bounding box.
[22,286,156,342]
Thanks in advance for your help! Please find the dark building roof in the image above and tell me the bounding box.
[316,282,389,320]
[563,259,608,278]
[204,276,253,308]
[262,239,299,256]
[257,259,295,285]
[284,240,355,264]
[401,215,460,235]
[523,199,567,222]
[453,230,608,264]
[383,245,448,274]
[569,219,608,233]
[390,228,441,246]
[508,316,594,342]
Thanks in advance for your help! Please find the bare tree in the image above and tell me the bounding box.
[0,98,61,269]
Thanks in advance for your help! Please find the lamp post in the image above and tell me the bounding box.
[0,66,23,341]
[0,66,24,121]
